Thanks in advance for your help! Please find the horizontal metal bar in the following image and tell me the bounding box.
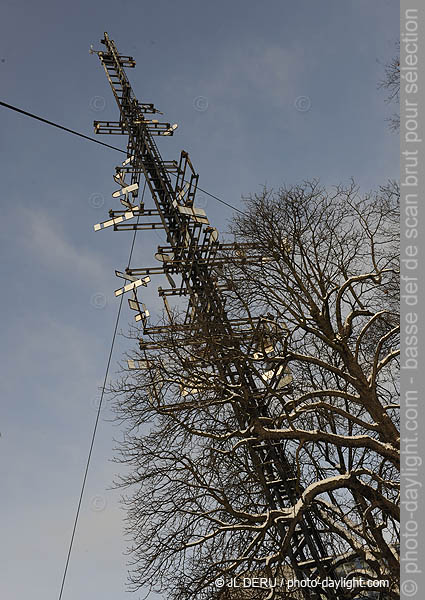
[114,222,165,230]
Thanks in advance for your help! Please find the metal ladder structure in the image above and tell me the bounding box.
[91,32,347,600]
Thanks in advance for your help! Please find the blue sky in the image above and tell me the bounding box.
[0,1,399,599]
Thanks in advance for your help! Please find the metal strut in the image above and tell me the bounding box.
[92,32,347,600]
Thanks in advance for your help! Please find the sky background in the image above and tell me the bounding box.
[0,1,399,599]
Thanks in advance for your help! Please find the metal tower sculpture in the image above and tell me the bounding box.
[91,32,345,600]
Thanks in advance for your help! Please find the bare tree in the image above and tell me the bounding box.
[111,179,399,600]
[226,180,400,590]
[378,42,400,131]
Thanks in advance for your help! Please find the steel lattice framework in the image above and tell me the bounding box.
[91,32,348,600]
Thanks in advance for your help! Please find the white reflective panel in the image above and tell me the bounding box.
[128,299,139,310]
[112,183,139,198]
[154,252,172,262]
[93,209,137,232]
[263,365,284,381]
[120,198,135,209]
[277,373,293,389]
[262,369,274,382]
[193,207,206,217]
[281,238,291,252]
[93,218,117,231]
[115,270,139,282]
[262,365,293,388]
[178,206,191,216]
[115,279,143,297]
[135,313,148,324]
[163,123,178,136]
[209,228,219,242]
[114,172,126,184]
[180,383,199,397]
[177,205,208,224]
[127,359,151,370]
[138,303,150,317]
